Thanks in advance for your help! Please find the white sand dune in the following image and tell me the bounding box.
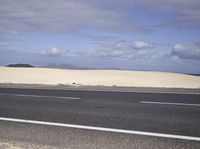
[0,67,200,89]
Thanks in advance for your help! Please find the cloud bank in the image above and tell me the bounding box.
[87,41,155,60]
[0,0,147,34]
[0,40,12,46]
[1,0,199,35]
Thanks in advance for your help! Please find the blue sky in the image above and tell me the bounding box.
[0,0,200,73]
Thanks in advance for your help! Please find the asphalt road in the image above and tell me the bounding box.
[0,87,200,148]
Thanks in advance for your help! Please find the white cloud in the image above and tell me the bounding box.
[132,41,154,49]
[171,43,200,60]
[42,47,67,57]
[86,41,155,60]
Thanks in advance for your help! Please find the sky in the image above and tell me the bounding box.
[0,0,200,73]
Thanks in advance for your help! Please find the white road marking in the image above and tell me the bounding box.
[51,88,200,95]
[0,117,199,141]
[141,101,200,107]
[0,93,80,100]
[1,86,200,95]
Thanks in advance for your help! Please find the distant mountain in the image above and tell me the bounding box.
[40,63,126,70]
[41,64,91,70]
[6,63,34,68]
[97,67,123,70]
[40,63,128,70]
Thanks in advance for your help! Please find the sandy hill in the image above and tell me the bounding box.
[0,67,200,89]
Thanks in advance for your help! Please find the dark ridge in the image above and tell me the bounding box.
[6,64,34,68]
[187,73,200,76]
[188,74,200,76]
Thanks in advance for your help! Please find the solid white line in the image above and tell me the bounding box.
[0,117,199,141]
[0,93,80,100]
[53,88,200,95]
[1,86,200,95]
[141,101,200,107]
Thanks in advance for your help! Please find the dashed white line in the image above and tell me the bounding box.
[141,101,200,107]
[0,93,80,100]
[0,117,199,141]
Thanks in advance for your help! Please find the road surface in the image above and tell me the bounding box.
[0,87,200,148]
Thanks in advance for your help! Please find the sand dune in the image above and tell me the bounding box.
[0,67,200,89]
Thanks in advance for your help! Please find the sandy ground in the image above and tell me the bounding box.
[0,67,200,89]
